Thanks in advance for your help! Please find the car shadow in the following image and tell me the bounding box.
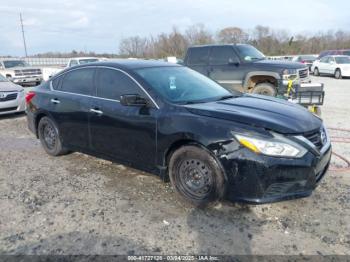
[186,202,261,255]
[2,231,150,256]
[0,112,26,121]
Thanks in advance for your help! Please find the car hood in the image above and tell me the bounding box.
[0,81,23,92]
[5,66,41,70]
[254,59,307,70]
[184,94,322,134]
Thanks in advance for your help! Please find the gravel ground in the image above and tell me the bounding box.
[0,76,349,256]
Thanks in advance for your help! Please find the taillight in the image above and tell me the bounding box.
[25,91,36,103]
[301,60,305,63]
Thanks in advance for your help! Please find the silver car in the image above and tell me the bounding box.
[0,74,25,115]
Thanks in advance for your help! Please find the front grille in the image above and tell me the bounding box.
[298,68,308,79]
[0,106,17,112]
[0,93,18,102]
[304,129,323,150]
[14,69,42,76]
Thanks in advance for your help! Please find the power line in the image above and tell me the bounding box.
[19,13,28,57]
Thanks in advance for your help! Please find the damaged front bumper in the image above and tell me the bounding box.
[217,140,331,204]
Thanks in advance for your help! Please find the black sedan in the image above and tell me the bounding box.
[26,60,331,206]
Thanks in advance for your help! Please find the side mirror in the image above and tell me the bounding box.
[120,94,148,107]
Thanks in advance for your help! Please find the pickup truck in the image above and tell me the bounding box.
[184,44,313,96]
[0,59,43,86]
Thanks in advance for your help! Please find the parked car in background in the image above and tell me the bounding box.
[184,44,311,97]
[0,74,25,115]
[312,55,350,79]
[292,55,317,70]
[0,59,43,86]
[317,49,350,60]
[26,60,331,206]
[67,57,103,67]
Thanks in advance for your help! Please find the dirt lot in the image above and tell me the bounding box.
[0,76,349,256]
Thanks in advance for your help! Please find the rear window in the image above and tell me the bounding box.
[61,68,95,95]
[187,47,209,65]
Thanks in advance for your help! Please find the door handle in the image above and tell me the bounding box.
[90,108,103,115]
[50,98,60,104]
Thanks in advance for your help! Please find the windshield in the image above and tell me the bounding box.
[235,45,265,61]
[335,56,350,64]
[79,59,99,64]
[135,67,239,104]
[0,74,8,82]
[3,60,29,68]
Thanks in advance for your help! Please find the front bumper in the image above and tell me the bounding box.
[0,91,26,115]
[12,76,43,85]
[219,143,331,204]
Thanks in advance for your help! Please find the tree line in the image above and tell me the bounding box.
[118,24,350,59]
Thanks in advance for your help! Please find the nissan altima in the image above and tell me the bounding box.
[26,60,331,206]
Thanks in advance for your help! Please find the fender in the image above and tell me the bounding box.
[243,71,281,92]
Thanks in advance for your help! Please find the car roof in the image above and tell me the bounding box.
[74,59,181,70]
[189,43,249,48]
[71,57,100,60]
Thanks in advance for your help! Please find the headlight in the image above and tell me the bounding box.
[233,133,307,158]
[282,69,298,80]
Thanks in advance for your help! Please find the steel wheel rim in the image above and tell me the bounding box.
[178,159,213,199]
[43,123,56,150]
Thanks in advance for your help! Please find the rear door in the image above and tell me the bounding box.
[185,47,210,76]
[89,68,157,169]
[49,68,95,149]
[208,46,243,92]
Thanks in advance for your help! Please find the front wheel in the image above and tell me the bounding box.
[169,145,226,207]
[334,69,342,79]
[38,116,68,156]
[251,83,277,97]
[314,67,320,76]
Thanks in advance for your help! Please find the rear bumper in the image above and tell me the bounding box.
[219,144,331,204]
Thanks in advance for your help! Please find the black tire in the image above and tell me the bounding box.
[168,145,226,207]
[314,67,319,76]
[251,82,277,96]
[334,69,342,79]
[38,116,68,156]
[36,81,42,86]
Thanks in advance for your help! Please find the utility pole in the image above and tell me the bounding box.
[19,13,28,57]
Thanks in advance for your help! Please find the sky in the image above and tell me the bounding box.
[0,0,349,56]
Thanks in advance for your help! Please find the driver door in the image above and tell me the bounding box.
[208,46,245,92]
[89,68,157,169]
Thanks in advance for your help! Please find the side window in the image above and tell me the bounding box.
[95,69,142,100]
[209,46,238,65]
[61,68,95,95]
[328,57,334,63]
[51,75,62,90]
[320,56,328,63]
[187,47,209,65]
[69,60,78,67]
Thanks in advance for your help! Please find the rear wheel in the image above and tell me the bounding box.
[38,116,68,156]
[314,67,320,76]
[251,82,277,96]
[334,69,342,79]
[169,145,226,207]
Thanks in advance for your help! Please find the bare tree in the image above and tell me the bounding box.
[217,27,248,44]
